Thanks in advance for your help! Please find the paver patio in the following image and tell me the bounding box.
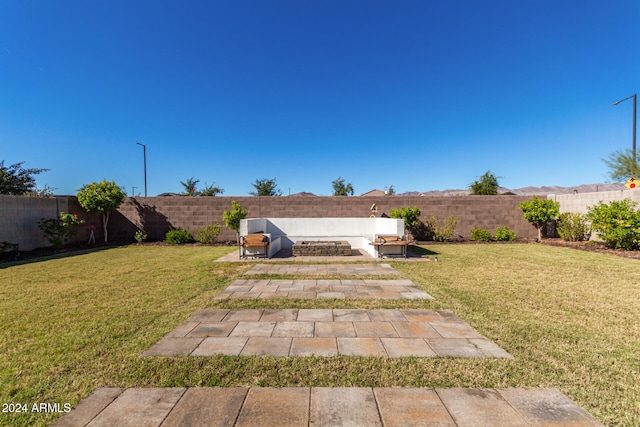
[140,309,512,358]
[52,386,604,426]
[214,279,434,300]
[243,263,401,275]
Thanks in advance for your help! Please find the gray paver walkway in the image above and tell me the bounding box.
[215,279,433,300]
[141,309,512,358]
[243,263,400,275]
[215,249,432,262]
[52,387,604,426]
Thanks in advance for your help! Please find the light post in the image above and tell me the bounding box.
[135,142,147,197]
[612,94,637,176]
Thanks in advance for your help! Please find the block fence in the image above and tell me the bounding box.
[3,194,541,250]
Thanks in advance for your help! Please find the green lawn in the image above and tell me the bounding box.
[0,244,638,426]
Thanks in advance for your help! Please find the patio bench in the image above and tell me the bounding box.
[370,235,408,258]
[240,233,270,259]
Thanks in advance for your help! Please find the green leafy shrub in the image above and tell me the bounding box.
[425,215,458,242]
[38,212,85,248]
[494,226,516,241]
[389,206,421,232]
[470,228,493,242]
[557,212,590,242]
[519,195,560,241]
[586,199,640,250]
[165,228,194,245]
[196,223,222,244]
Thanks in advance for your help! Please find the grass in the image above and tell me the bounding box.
[0,244,638,426]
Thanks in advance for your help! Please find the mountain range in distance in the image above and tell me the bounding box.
[397,183,627,197]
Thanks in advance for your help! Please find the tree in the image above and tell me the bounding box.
[331,177,354,196]
[603,148,640,182]
[249,177,282,196]
[519,195,560,241]
[179,178,224,196]
[385,185,395,196]
[470,170,500,195]
[77,180,127,243]
[199,182,224,196]
[223,201,248,245]
[0,161,49,195]
[180,177,199,196]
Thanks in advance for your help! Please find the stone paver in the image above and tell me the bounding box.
[215,279,433,300]
[243,263,401,275]
[214,249,431,262]
[142,309,512,359]
[54,387,605,426]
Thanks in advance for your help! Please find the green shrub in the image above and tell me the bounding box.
[37,212,85,248]
[494,226,516,241]
[196,223,222,244]
[389,206,421,231]
[165,228,194,245]
[425,215,458,242]
[470,228,493,242]
[557,212,590,242]
[586,199,640,250]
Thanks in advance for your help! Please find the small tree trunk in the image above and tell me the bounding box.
[103,211,110,244]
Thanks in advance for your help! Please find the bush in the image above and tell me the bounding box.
[196,223,222,244]
[557,212,590,242]
[586,199,640,250]
[37,212,84,248]
[470,228,493,242]
[425,215,458,242]
[165,228,194,245]
[389,206,421,231]
[494,226,516,241]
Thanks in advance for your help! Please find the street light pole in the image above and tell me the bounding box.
[612,94,637,176]
[135,142,147,197]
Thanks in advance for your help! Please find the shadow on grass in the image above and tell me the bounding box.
[0,245,121,269]
[408,246,439,256]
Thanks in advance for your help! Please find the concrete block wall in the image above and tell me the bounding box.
[109,195,539,242]
[548,189,640,214]
[1,194,543,251]
[0,195,68,251]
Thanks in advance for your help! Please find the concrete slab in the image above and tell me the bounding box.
[290,337,338,356]
[354,321,398,338]
[236,388,310,427]
[429,338,487,358]
[186,309,230,322]
[297,308,334,321]
[86,388,185,427]
[314,321,356,338]
[145,309,512,359]
[498,388,605,426]
[190,337,248,356]
[437,388,528,425]
[140,337,203,357]
[310,388,382,427]
[160,387,247,427]
[186,322,237,338]
[56,387,604,426]
[240,337,292,356]
[50,387,123,427]
[229,321,275,337]
[243,263,401,275]
[380,338,437,358]
[337,337,388,356]
[374,388,455,427]
[272,321,315,337]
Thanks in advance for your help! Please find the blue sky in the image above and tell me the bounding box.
[1,1,639,196]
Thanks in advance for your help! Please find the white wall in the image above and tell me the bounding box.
[548,189,640,214]
[240,217,404,257]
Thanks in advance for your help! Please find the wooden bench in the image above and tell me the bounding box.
[370,235,408,258]
[240,234,270,259]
